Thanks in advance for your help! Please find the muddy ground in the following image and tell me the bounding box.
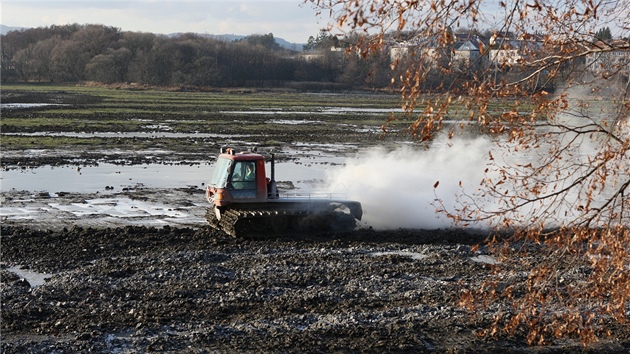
[3,220,630,353]
[2,88,629,353]
[4,195,630,354]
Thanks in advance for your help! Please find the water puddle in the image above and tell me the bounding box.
[220,107,408,115]
[322,107,405,114]
[470,255,500,265]
[7,266,52,287]
[2,163,210,193]
[267,119,323,125]
[1,103,66,110]
[48,197,189,218]
[0,204,41,219]
[370,251,429,261]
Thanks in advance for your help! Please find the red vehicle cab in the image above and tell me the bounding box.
[206,148,270,207]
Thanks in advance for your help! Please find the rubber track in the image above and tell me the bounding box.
[206,207,352,238]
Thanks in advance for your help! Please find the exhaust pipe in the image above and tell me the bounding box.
[268,153,278,199]
[270,153,275,183]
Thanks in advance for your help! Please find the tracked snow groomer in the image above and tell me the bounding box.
[205,147,362,237]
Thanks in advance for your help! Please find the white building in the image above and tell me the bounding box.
[585,40,630,75]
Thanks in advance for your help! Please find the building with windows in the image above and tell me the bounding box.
[452,35,487,72]
[488,36,543,69]
[585,40,630,76]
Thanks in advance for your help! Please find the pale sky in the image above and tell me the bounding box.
[2,1,626,43]
[1,0,331,43]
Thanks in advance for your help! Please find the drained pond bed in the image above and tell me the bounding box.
[3,223,629,353]
[2,85,628,353]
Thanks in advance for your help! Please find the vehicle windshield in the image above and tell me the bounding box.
[209,157,232,188]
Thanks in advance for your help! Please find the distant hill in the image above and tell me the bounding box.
[275,37,304,51]
[0,24,304,51]
[170,33,304,51]
[1,24,29,35]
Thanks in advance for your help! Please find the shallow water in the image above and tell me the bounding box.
[7,266,51,287]
[1,103,66,109]
[470,255,500,265]
[370,250,429,261]
[1,160,341,194]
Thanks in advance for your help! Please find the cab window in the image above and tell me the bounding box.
[209,157,232,188]
[231,161,256,190]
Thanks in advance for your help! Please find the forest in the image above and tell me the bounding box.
[1,24,392,90]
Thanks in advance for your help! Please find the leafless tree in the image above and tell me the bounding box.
[308,0,630,345]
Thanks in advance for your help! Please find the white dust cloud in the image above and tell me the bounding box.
[327,109,629,230]
[326,136,493,230]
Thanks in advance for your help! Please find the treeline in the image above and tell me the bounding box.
[1,24,392,90]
